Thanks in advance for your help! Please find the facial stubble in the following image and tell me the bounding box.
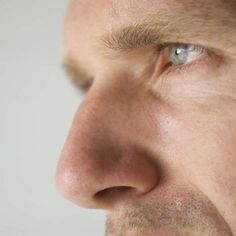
[105,188,233,236]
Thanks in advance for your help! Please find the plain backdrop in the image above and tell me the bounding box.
[0,0,106,235]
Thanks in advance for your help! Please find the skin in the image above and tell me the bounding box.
[56,0,236,235]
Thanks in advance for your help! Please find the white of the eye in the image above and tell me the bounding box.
[184,46,203,64]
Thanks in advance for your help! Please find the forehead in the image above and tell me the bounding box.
[67,0,226,25]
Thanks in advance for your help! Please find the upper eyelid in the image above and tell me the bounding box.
[158,43,205,52]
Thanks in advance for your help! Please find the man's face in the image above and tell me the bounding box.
[56,0,236,235]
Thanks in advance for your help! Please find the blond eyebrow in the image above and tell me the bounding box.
[62,59,93,92]
[100,22,167,52]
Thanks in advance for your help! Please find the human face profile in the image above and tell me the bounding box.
[56,1,236,235]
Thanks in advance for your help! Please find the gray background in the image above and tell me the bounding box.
[0,0,106,235]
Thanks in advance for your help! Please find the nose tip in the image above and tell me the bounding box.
[55,91,159,210]
[56,140,159,210]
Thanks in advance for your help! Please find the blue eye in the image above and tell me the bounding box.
[168,44,204,66]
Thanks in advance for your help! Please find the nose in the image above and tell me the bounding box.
[56,81,159,210]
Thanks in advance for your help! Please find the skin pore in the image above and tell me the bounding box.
[56,0,236,235]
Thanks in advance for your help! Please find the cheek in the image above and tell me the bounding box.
[163,88,236,217]
[149,54,236,182]
[178,109,236,185]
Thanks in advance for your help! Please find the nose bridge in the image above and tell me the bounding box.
[74,77,146,144]
[70,83,134,148]
[56,79,159,209]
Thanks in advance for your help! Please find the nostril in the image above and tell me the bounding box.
[94,186,135,206]
[96,186,132,198]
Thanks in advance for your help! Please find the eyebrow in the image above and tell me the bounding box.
[100,23,164,52]
[62,59,93,92]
